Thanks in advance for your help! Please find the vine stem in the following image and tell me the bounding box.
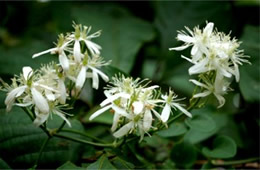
[53,133,115,148]
[33,137,51,169]
[60,128,105,143]
[21,106,51,137]
[211,157,260,166]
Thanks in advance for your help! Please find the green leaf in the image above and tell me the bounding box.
[87,155,116,170]
[157,122,187,137]
[0,41,56,76]
[170,141,197,168]
[202,135,237,159]
[111,157,134,169]
[72,4,155,73]
[239,25,260,102]
[185,114,216,132]
[0,107,84,168]
[184,108,228,144]
[57,161,83,170]
[0,157,11,169]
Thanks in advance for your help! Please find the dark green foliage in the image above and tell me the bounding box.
[0,1,259,169]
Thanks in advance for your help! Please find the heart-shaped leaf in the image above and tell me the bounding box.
[202,135,237,159]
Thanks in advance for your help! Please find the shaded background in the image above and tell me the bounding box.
[0,1,259,169]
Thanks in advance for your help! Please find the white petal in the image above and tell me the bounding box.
[53,110,71,127]
[45,90,55,101]
[143,110,152,132]
[143,85,159,91]
[177,34,194,43]
[33,83,60,93]
[31,87,49,114]
[89,104,112,121]
[191,45,198,56]
[189,79,209,89]
[215,94,225,108]
[59,52,70,71]
[73,40,82,63]
[172,103,192,117]
[5,85,27,112]
[193,91,211,98]
[100,92,130,107]
[234,64,240,82]
[58,79,66,104]
[204,22,214,37]
[169,44,190,51]
[84,40,101,55]
[188,59,209,75]
[161,104,171,123]
[132,101,144,115]
[76,66,87,91]
[22,66,33,81]
[113,121,134,138]
[111,104,131,119]
[92,71,99,90]
[33,112,49,126]
[111,112,120,132]
[88,66,109,82]
[181,55,193,63]
[15,102,33,107]
[32,48,57,58]
[152,109,161,120]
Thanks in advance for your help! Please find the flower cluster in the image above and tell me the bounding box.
[2,23,110,126]
[170,22,250,107]
[89,74,191,141]
[3,64,70,126]
[33,23,110,91]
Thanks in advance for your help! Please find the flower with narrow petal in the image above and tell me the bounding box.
[161,90,192,123]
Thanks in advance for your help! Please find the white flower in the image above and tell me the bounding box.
[190,74,230,108]
[161,90,192,123]
[89,75,190,141]
[32,34,71,71]
[170,22,214,58]
[74,55,110,91]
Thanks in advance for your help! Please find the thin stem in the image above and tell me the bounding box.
[21,106,51,137]
[21,106,34,122]
[60,128,106,143]
[56,120,66,133]
[34,137,51,168]
[166,112,184,125]
[211,157,260,166]
[53,133,115,148]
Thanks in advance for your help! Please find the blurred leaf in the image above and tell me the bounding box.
[111,157,134,169]
[72,4,155,73]
[185,114,216,133]
[143,135,168,148]
[235,0,260,6]
[239,25,260,102]
[57,161,83,170]
[157,122,187,137]
[170,141,197,168]
[102,65,128,79]
[0,91,5,109]
[202,135,237,159]
[201,162,214,169]
[0,107,83,168]
[0,158,11,169]
[141,59,157,80]
[184,107,228,144]
[87,154,116,170]
[0,41,56,76]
